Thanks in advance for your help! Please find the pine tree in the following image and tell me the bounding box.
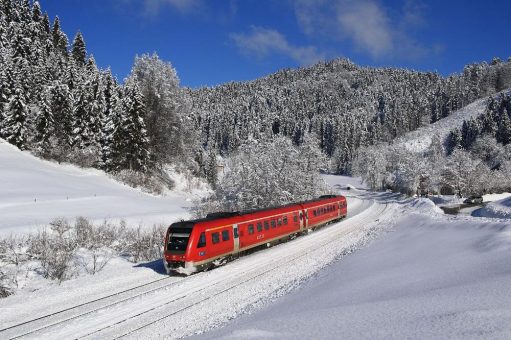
[71,31,86,66]
[71,89,91,147]
[2,87,28,149]
[51,16,68,56]
[33,90,54,154]
[49,82,73,146]
[99,71,119,170]
[111,82,150,171]
[497,108,511,145]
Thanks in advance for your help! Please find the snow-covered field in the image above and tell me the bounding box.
[197,199,511,340]
[0,139,193,236]
[1,142,510,339]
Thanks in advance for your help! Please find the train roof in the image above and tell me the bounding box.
[168,195,345,229]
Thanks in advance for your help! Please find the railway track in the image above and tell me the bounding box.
[1,199,389,339]
[0,276,186,339]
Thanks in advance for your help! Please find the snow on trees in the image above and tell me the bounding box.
[71,31,86,66]
[196,136,329,214]
[2,87,27,149]
[109,81,150,172]
[127,53,193,167]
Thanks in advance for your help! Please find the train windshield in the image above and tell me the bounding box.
[167,225,193,254]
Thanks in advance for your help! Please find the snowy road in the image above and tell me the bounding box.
[0,194,392,339]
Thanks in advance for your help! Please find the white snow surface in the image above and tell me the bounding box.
[198,199,511,340]
[1,150,510,339]
[0,139,193,235]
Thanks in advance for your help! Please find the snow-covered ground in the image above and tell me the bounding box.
[197,200,511,340]
[1,143,510,339]
[0,139,194,236]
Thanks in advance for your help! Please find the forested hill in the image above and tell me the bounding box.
[0,1,190,182]
[189,58,511,173]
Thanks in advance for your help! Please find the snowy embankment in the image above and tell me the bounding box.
[197,199,511,340]
[475,195,511,219]
[0,139,194,236]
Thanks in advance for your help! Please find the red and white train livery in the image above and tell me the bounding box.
[163,195,347,274]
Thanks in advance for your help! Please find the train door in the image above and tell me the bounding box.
[301,209,309,229]
[233,224,240,253]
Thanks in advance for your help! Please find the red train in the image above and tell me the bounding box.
[163,195,347,275]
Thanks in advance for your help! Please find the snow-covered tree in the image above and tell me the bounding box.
[127,53,191,166]
[110,81,150,172]
[441,148,477,197]
[2,87,28,149]
[71,31,86,66]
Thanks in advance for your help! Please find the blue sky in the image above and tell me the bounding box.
[40,0,510,88]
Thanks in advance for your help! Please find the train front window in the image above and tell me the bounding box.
[167,232,190,253]
[166,224,193,254]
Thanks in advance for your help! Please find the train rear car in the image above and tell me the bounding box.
[300,195,347,229]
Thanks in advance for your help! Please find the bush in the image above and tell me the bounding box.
[113,170,165,195]
[0,217,169,296]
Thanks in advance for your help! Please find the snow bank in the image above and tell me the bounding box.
[475,196,511,219]
[0,139,192,235]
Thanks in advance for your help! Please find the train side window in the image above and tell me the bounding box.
[257,222,263,232]
[222,230,230,241]
[283,216,288,225]
[248,224,254,235]
[197,232,206,248]
[234,227,239,238]
[212,232,220,244]
[293,214,298,223]
[277,218,282,226]
[271,220,276,228]
[316,208,321,216]
[264,221,270,230]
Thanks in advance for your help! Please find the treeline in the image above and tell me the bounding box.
[190,58,511,173]
[0,1,193,182]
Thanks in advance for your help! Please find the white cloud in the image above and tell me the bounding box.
[293,0,435,60]
[143,0,201,16]
[337,0,393,58]
[230,26,324,66]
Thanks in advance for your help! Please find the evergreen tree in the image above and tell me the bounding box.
[99,71,119,170]
[33,90,53,154]
[497,108,511,145]
[2,87,28,149]
[49,82,73,146]
[71,31,86,66]
[111,82,150,171]
[51,16,68,56]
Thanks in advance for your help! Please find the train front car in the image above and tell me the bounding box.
[163,221,198,275]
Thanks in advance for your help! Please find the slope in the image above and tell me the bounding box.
[0,139,191,236]
[395,88,510,153]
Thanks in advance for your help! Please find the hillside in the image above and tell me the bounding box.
[0,139,192,236]
[190,58,511,173]
[389,88,510,153]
